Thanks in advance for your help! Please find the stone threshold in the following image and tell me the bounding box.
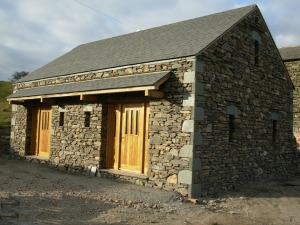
[99,169,148,180]
[24,155,50,162]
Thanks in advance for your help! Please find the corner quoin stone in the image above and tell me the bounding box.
[182,120,194,132]
[178,170,192,185]
[179,145,193,158]
[183,93,195,106]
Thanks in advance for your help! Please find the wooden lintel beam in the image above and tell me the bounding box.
[145,90,164,98]
[41,98,56,104]
[8,100,24,105]
[80,95,98,101]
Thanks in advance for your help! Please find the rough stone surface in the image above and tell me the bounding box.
[283,59,300,145]
[193,10,297,196]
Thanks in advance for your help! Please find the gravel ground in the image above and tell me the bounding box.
[1,153,300,225]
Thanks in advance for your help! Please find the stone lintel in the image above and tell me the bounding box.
[252,31,261,42]
[179,145,193,158]
[271,112,279,121]
[178,170,192,185]
[182,120,194,132]
[58,107,68,112]
[183,93,195,106]
[183,71,195,84]
[227,105,239,117]
[83,106,93,112]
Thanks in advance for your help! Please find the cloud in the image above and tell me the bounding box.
[0,0,299,81]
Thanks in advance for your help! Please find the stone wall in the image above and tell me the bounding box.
[10,58,194,196]
[10,104,31,156]
[49,102,105,173]
[284,60,300,145]
[193,9,297,196]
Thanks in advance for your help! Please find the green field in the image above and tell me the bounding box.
[0,81,13,128]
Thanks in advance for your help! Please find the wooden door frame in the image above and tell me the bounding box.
[106,102,149,174]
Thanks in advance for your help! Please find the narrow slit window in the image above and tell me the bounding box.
[42,112,46,130]
[272,120,277,143]
[229,115,235,142]
[130,110,134,134]
[135,110,139,135]
[113,113,117,137]
[84,112,91,127]
[125,110,129,134]
[254,40,259,65]
[59,112,64,127]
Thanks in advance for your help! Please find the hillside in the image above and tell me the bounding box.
[0,81,13,128]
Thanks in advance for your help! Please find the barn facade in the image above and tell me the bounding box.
[8,5,297,197]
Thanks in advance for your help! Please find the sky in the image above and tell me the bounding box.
[0,0,299,81]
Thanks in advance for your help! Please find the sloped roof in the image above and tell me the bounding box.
[18,5,257,83]
[8,72,169,99]
[279,46,300,61]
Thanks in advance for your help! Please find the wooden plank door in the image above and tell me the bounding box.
[120,103,145,172]
[31,106,52,157]
[38,107,51,157]
[107,102,148,174]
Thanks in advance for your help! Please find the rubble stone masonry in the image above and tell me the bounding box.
[284,59,300,144]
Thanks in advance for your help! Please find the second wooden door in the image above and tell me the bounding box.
[107,102,149,174]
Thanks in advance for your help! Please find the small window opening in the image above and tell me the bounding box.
[59,112,64,127]
[255,16,259,24]
[135,110,139,135]
[254,40,259,65]
[272,120,277,143]
[84,112,91,127]
[229,115,235,142]
[130,110,134,135]
[125,110,129,134]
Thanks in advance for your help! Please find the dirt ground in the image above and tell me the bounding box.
[0,154,300,225]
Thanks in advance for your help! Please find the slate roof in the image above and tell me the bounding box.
[18,5,257,83]
[279,46,300,61]
[8,72,169,99]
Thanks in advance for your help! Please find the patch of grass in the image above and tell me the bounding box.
[0,81,13,128]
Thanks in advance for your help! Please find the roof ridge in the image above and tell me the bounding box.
[79,4,257,48]
[18,4,258,83]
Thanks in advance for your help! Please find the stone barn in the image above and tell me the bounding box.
[7,5,298,197]
[279,46,300,145]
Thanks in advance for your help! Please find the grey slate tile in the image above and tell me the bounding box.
[8,72,169,98]
[18,5,256,83]
[279,46,300,61]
